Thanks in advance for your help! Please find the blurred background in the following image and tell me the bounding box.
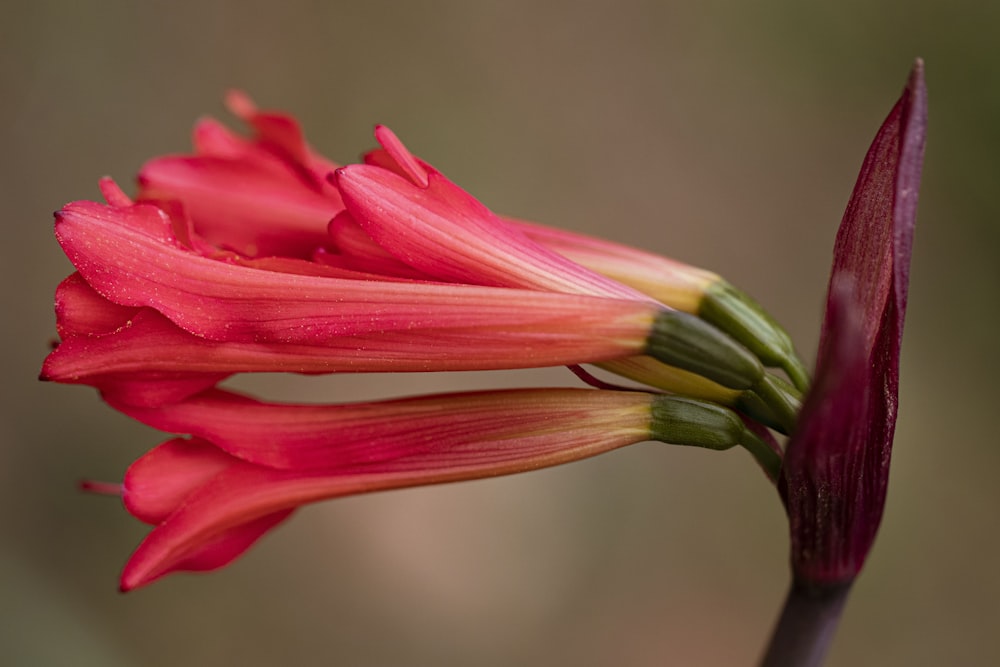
[3,1,998,665]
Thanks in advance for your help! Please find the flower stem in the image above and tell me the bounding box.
[759,579,852,667]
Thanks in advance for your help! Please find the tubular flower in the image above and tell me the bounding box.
[40,88,806,595]
[137,91,343,259]
[41,186,747,407]
[99,387,776,590]
[135,93,806,392]
[43,176,796,426]
[780,61,927,587]
[335,127,807,394]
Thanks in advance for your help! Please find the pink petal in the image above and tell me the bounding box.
[326,211,434,279]
[506,216,719,312]
[121,505,292,590]
[54,199,657,348]
[369,125,429,187]
[108,387,655,470]
[123,437,239,524]
[191,117,255,158]
[119,392,653,590]
[224,90,341,187]
[138,155,341,258]
[41,306,649,399]
[334,129,653,301]
[55,272,140,338]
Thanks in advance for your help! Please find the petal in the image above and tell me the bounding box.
[224,90,341,188]
[54,199,657,349]
[41,306,651,393]
[107,387,655,470]
[138,155,340,258]
[367,124,429,187]
[123,437,239,524]
[191,117,255,158]
[327,211,433,279]
[334,129,652,301]
[120,437,290,589]
[42,310,232,405]
[121,509,293,590]
[506,215,718,312]
[55,272,140,338]
[118,392,654,590]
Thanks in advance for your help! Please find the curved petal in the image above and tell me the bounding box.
[138,155,340,258]
[108,387,655,470]
[506,215,718,312]
[54,199,657,347]
[335,128,653,302]
[119,400,653,591]
[41,306,651,400]
[55,272,140,338]
[123,437,239,524]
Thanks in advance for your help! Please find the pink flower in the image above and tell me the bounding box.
[134,95,806,392]
[41,187,686,406]
[138,91,343,259]
[336,126,652,301]
[95,93,806,408]
[40,90,799,593]
[43,177,787,420]
[336,126,808,390]
[96,387,774,590]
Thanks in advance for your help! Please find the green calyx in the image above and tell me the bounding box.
[734,375,802,436]
[645,310,763,391]
[645,308,802,434]
[650,395,782,481]
[699,280,811,392]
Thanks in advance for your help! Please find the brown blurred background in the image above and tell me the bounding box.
[3,1,998,665]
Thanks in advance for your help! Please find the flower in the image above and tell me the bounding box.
[337,125,809,391]
[137,91,343,259]
[779,60,927,586]
[43,177,793,423]
[94,387,775,590]
[42,190,753,409]
[138,94,807,393]
[42,178,656,402]
[42,89,797,592]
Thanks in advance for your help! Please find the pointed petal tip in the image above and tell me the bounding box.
[224,90,257,119]
[119,560,170,592]
[372,125,429,188]
[98,177,133,207]
[118,576,140,593]
[329,166,349,188]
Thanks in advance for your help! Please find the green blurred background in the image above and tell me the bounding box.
[3,1,998,665]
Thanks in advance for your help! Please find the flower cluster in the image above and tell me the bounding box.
[42,61,925,598]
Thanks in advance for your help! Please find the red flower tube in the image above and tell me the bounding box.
[45,181,783,420]
[98,387,776,591]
